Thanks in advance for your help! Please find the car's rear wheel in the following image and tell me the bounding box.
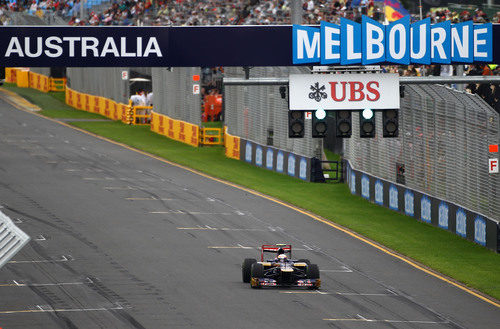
[297,259,311,265]
[242,258,257,283]
[307,264,320,279]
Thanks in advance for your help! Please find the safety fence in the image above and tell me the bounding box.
[224,127,241,160]
[344,84,499,225]
[66,86,130,122]
[151,111,199,147]
[224,67,315,159]
[151,67,201,126]
[67,67,132,104]
[343,84,499,251]
[6,68,65,92]
[200,128,224,146]
[0,210,30,269]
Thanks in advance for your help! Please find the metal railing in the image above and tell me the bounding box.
[344,84,499,223]
[200,128,224,146]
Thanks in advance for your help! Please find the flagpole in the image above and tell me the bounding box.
[384,1,387,23]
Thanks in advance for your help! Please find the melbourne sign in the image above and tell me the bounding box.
[293,16,493,65]
[289,73,399,110]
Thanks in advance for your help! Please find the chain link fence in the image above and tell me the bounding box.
[151,67,201,125]
[344,84,500,222]
[66,67,129,104]
[224,66,317,158]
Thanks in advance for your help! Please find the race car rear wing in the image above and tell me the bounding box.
[261,244,292,261]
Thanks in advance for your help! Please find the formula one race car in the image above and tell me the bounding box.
[242,244,320,289]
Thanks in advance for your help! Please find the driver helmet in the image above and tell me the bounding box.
[277,248,285,255]
[277,254,287,262]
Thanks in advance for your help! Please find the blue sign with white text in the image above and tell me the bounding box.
[293,16,494,65]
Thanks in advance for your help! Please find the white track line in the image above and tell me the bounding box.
[0,306,124,315]
[323,318,448,324]
[0,282,85,288]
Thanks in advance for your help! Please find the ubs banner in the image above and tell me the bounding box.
[289,73,399,110]
[346,161,499,252]
[0,18,498,67]
[240,138,311,182]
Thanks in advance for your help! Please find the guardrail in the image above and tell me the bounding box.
[200,128,224,145]
[49,78,66,92]
[130,105,153,125]
[0,210,30,269]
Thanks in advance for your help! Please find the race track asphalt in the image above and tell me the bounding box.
[0,95,498,329]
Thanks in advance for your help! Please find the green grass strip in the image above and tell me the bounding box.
[3,84,499,301]
[3,83,104,119]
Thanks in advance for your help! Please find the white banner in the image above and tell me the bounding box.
[289,73,399,110]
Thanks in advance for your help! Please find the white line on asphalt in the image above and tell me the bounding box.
[322,318,449,324]
[177,227,269,232]
[104,186,136,190]
[0,282,85,288]
[237,244,254,249]
[126,197,177,201]
[208,245,254,249]
[0,306,124,315]
[320,266,353,273]
[280,291,394,296]
[8,255,71,264]
[149,211,234,215]
[34,235,46,241]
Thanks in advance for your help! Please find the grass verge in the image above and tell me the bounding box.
[3,84,499,301]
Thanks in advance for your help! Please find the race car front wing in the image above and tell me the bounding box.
[250,277,321,288]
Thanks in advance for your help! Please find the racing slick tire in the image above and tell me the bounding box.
[297,259,311,265]
[251,263,264,278]
[250,263,264,288]
[307,264,320,279]
[242,258,257,283]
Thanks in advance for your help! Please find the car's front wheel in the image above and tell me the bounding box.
[307,264,320,279]
[242,258,257,283]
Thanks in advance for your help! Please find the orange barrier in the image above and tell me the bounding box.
[28,71,50,92]
[5,68,18,83]
[6,68,65,93]
[65,86,131,123]
[151,111,199,147]
[224,126,240,160]
[16,69,29,88]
